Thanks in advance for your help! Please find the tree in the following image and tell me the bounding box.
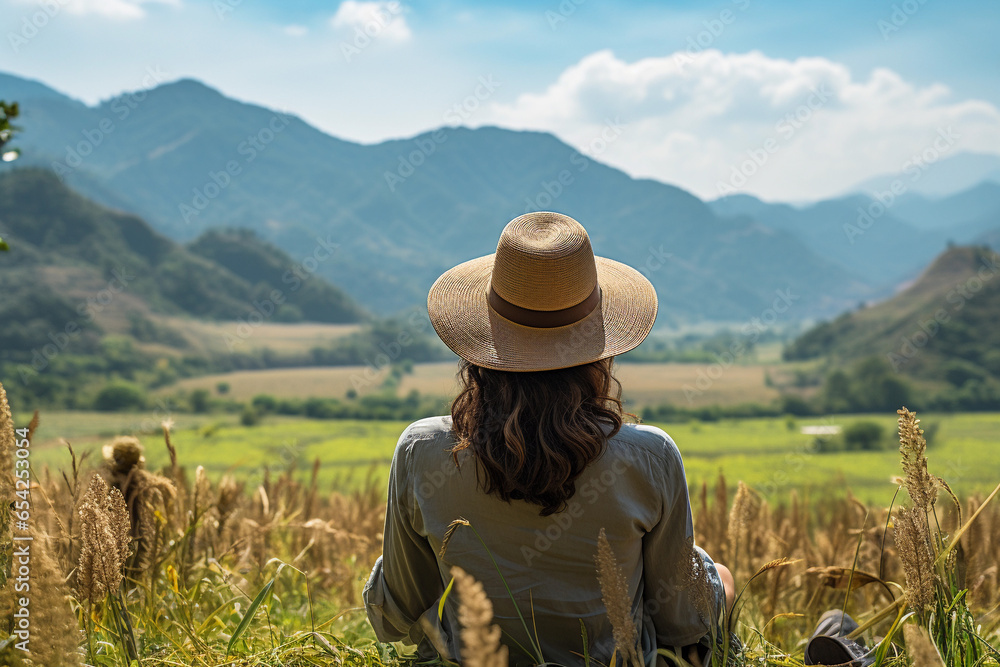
[0,100,19,160]
[94,382,147,411]
[0,99,21,253]
[842,421,884,451]
[190,388,210,413]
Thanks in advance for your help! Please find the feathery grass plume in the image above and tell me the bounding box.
[903,623,945,667]
[215,474,243,538]
[894,505,935,615]
[440,517,471,558]
[935,476,962,525]
[162,418,178,471]
[193,465,213,516]
[0,382,16,504]
[451,566,509,667]
[595,528,641,666]
[897,408,936,513]
[25,410,39,443]
[714,472,729,560]
[728,481,761,578]
[76,473,131,604]
[11,533,84,666]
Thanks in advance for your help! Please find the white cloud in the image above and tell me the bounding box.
[480,49,1000,201]
[330,0,410,43]
[283,24,308,37]
[31,0,181,20]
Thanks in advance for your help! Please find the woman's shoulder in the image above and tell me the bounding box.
[400,414,452,437]
[609,422,683,466]
[394,415,455,455]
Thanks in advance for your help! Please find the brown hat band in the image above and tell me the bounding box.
[487,284,602,328]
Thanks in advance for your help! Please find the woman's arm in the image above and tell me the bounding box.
[641,436,724,650]
[363,428,444,644]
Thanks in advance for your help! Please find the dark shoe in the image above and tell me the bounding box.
[804,610,875,667]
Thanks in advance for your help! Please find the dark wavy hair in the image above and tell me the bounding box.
[449,357,630,516]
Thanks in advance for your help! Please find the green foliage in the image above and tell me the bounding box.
[188,229,367,323]
[842,420,885,451]
[821,357,914,414]
[0,99,19,166]
[94,381,148,411]
[240,405,260,426]
[307,318,448,367]
[621,328,793,364]
[190,388,211,413]
[244,390,448,422]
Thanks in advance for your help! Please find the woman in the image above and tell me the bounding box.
[364,212,734,665]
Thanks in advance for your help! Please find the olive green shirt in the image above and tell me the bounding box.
[363,416,722,665]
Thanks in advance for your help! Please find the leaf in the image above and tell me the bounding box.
[196,596,244,635]
[226,573,278,656]
[310,631,340,657]
[438,576,455,621]
[0,238,8,251]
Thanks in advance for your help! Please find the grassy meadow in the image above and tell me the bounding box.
[7,349,1000,667]
[7,399,1000,667]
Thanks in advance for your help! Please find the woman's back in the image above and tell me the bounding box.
[364,415,719,665]
[364,212,726,664]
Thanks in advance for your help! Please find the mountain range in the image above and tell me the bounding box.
[3,71,1000,325]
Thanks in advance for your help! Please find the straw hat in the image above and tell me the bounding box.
[427,211,657,372]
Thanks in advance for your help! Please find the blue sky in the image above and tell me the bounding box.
[2,0,999,200]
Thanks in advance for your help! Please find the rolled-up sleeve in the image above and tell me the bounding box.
[363,427,444,644]
[641,437,724,648]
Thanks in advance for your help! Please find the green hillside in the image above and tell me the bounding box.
[0,169,392,407]
[784,245,1000,409]
[0,168,366,328]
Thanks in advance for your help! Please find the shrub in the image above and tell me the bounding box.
[190,388,210,413]
[240,406,260,426]
[94,382,147,411]
[251,394,278,413]
[842,420,884,451]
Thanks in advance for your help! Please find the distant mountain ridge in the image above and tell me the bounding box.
[709,183,1000,290]
[1,71,874,322]
[845,152,1000,200]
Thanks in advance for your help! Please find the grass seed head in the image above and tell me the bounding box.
[451,565,508,667]
[76,473,131,604]
[894,505,936,615]
[595,527,640,666]
[897,408,936,513]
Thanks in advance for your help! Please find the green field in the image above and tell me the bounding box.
[24,410,999,505]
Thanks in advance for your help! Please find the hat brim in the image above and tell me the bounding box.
[428,254,657,372]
